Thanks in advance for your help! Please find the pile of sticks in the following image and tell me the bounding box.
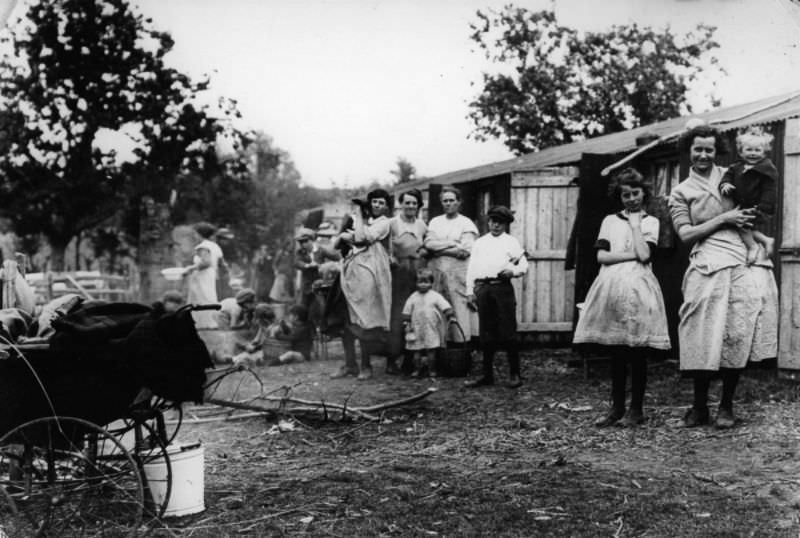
[182,366,438,424]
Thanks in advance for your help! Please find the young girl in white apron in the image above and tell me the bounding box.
[573,168,671,427]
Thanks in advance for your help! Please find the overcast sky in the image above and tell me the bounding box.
[129,0,800,188]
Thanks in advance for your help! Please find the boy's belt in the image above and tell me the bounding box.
[474,278,508,285]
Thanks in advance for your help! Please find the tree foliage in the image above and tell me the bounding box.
[390,156,417,184]
[239,133,325,254]
[468,7,723,154]
[0,0,249,268]
[172,132,325,258]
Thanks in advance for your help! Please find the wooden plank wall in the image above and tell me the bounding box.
[779,117,800,369]
[509,167,579,333]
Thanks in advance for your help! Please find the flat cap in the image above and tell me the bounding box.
[294,227,316,241]
[487,205,514,224]
[316,221,337,237]
[235,288,256,305]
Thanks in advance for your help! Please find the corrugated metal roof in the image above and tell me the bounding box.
[430,90,800,185]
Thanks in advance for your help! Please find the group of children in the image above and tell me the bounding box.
[232,302,314,367]
[575,123,777,428]
[157,122,777,424]
[157,289,314,367]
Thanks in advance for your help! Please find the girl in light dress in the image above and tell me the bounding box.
[573,168,671,427]
[184,222,225,329]
[402,268,456,378]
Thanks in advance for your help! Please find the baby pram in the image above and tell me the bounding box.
[0,301,216,537]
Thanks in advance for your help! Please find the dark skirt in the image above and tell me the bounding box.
[387,257,424,357]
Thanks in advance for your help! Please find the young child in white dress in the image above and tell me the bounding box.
[573,168,671,427]
[402,268,457,378]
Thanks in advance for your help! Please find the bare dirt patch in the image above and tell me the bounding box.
[151,349,800,537]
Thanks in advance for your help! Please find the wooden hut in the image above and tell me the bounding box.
[410,91,800,362]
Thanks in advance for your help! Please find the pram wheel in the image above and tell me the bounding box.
[104,407,174,520]
[0,416,144,537]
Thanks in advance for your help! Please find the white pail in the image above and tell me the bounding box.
[143,443,205,517]
[100,419,135,452]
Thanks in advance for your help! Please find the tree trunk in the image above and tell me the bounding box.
[50,241,67,272]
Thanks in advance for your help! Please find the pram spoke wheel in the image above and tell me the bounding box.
[103,416,173,520]
[0,416,144,537]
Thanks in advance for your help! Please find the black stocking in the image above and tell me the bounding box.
[341,329,358,372]
[482,344,496,380]
[360,340,372,370]
[720,369,741,411]
[628,350,647,413]
[506,340,520,377]
[610,355,627,413]
[693,375,711,411]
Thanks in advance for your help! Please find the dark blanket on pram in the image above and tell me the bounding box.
[0,302,215,439]
[123,305,213,403]
[0,302,212,437]
[47,302,211,403]
[49,302,153,360]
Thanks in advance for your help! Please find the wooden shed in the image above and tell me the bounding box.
[412,91,800,362]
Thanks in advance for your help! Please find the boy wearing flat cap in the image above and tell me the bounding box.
[216,287,257,330]
[464,205,528,389]
[294,227,320,308]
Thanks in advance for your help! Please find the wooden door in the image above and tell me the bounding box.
[509,167,579,332]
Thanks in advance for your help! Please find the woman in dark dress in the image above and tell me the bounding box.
[386,189,428,374]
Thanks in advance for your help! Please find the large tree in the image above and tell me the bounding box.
[0,0,248,268]
[468,8,723,154]
[243,133,325,251]
[390,157,417,184]
[171,132,325,257]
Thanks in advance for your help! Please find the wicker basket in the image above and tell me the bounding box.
[197,328,253,364]
[435,322,473,377]
[262,338,293,362]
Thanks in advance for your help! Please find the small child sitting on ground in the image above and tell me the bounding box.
[718,126,778,263]
[232,303,276,367]
[402,268,457,378]
[263,315,284,338]
[272,304,314,365]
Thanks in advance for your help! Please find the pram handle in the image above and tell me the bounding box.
[189,303,222,311]
[173,303,222,315]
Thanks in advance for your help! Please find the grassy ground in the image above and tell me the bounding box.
[149,349,800,537]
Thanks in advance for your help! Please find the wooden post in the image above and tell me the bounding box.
[779,118,800,369]
[46,271,53,302]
